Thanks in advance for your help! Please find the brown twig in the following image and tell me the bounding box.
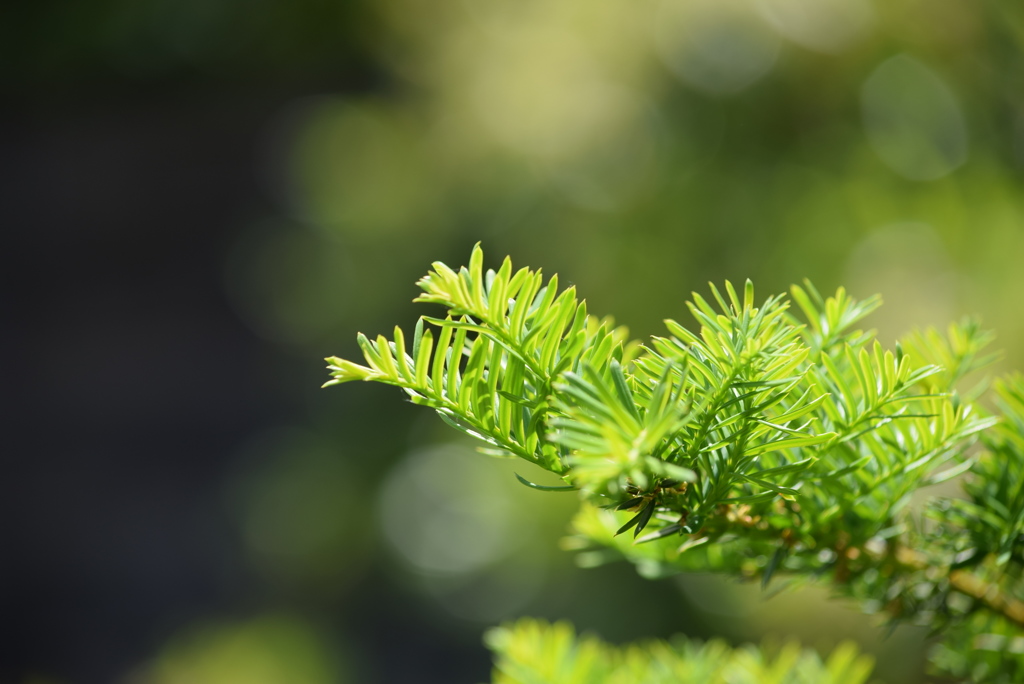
[894,546,1024,630]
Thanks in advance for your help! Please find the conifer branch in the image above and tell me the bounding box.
[325,246,1024,681]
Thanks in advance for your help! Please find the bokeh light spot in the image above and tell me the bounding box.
[655,0,780,96]
[379,444,522,575]
[757,0,873,54]
[861,55,968,181]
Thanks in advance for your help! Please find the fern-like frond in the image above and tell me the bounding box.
[789,279,881,357]
[414,244,637,382]
[325,244,638,474]
[619,282,835,533]
[548,361,696,536]
[900,317,1000,397]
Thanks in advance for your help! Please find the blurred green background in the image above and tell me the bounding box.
[6,0,1024,682]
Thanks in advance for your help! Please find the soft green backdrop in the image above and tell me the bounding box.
[21,0,1020,681]
[211,2,1024,682]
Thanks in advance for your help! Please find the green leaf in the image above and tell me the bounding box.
[744,432,836,456]
[414,329,433,388]
[633,500,656,538]
[609,360,641,424]
[738,473,799,499]
[763,544,787,589]
[635,523,683,544]
[924,457,975,486]
[755,457,817,479]
[615,500,656,537]
[514,472,574,492]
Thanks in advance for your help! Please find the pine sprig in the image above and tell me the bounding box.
[325,244,637,473]
[325,246,1024,679]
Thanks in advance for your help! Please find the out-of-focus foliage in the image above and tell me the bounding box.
[929,612,1024,684]
[917,377,1024,681]
[145,615,346,684]
[939,376,1024,568]
[486,618,874,684]
[327,246,1024,680]
[230,0,1024,372]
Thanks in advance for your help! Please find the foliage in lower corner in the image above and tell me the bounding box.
[484,618,875,684]
[928,611,1024,684]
